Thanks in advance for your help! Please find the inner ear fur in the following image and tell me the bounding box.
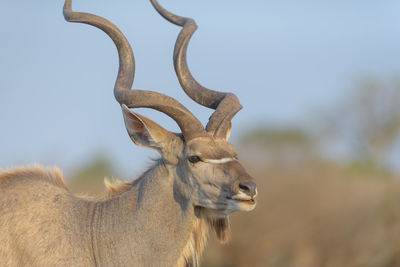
[214,121,232,141]
[121,105,183,163]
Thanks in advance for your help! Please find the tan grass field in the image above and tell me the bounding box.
[203,161,400,267]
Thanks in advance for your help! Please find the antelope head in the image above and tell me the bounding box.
[63,0,257,218]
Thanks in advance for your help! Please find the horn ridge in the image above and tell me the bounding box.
[63,0,206,140]
[150,0,243,138]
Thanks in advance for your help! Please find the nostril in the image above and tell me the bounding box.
[239,183,250,192]
[238,182,257,198]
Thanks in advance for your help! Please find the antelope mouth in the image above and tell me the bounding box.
[227,196,256,205]
[228,190,257,204]
[226,196,257,212]
[243,199,256,205]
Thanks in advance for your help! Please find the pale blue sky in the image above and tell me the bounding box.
[1,0,399,176]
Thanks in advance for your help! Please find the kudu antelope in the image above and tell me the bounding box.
[0,0,257,266]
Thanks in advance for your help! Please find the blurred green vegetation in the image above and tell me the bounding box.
[320,76,400,169]
[240,127,313,148]
[69,153,118,195]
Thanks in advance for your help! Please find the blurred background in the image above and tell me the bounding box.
[1,0,400,266]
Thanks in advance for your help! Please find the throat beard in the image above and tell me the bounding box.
[176,208,232,267]
[207,216,231,244]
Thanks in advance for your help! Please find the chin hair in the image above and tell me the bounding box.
[195,207,232,244]
[196,209,231,244]
[207,216,231,244]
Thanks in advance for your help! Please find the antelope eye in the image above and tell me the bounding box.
[188,155,201,164]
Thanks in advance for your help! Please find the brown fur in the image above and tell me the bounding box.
[0,149,251,266]
[176,212,209,267]
[104,179,231,266]
[0,165,228,266]
[102,168,232,266]
[103,161,161,198]
[104,177,211,266]
[104,178,135,198]
[0,159,237,266]
[208,217,231,244]
[175,211,231,266]
[0,165,68,191]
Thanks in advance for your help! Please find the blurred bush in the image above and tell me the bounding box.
[69,153,117,195]
[319,76,400,169]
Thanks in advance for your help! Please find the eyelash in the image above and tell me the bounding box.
[188,155,201,164]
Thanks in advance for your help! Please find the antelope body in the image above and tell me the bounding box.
[0,0,257,266]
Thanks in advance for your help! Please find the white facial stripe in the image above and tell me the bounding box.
[203,158,236,164]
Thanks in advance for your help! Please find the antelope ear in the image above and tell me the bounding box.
[214,121,232,140]
[121,105,182,157]
[224,122,232,140]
